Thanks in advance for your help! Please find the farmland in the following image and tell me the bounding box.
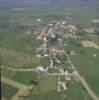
[1,82,18,99]
[70,47,99,96]
[13,72,37,85]
[28,76,92,100]
[63,38,99,96]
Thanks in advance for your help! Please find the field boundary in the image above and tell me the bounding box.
[1,77,33,100]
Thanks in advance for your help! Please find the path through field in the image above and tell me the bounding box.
[1,65,37,72]
[1,77,33,100]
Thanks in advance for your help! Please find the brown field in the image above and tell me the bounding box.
[82,41,99,49]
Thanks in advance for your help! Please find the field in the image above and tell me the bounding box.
[1,82,18,99]
[70,48,99,96]
[28,76,92,100]
[64,39,99,96]
[12,72,37,85]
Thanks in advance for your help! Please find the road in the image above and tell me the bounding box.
[1,76,27,89]
[1,65,37,72]
[47,73,66,76]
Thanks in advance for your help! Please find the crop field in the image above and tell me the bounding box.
[1,82,18,99]
[28,76,92,100]
[12,72,37,85]
[64,39,99,96]
[70,49,99,96]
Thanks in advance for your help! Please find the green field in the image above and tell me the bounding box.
[28,76,92,100]
[12,72,37,85]
[1,82,18,99]
[70,49,99,96]
[64,39,99,96]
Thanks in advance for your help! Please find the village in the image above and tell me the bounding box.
[30,17,99,100]
[34,18,78,92]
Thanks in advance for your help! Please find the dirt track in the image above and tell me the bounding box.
[1,77,33,100]
[1,77,27,89]
[82,41,99,49]
[1,65,37,72]
[2,97,7,100]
